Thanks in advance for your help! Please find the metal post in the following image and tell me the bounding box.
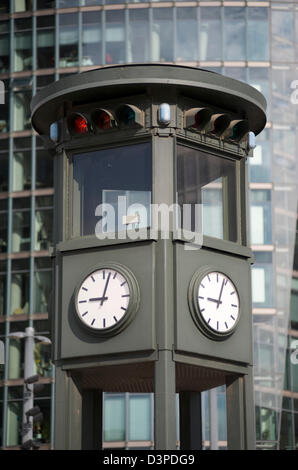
[226,375,245,449]
[22,327,35,445]
[154,350,176,450]
[179,391,202,450]
[82,390,103,450]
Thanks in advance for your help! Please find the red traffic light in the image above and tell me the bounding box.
[68,113,89,135]
[91,109,114,131]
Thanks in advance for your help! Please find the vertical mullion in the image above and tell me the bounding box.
[173,7,176,63]
[78,9,82,67]
[102,9,106,65]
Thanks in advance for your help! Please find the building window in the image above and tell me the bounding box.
[36,139,53,189]
[0,1,9,13]
[223,7,246,61]
[13,138,32,192]
[199,7,222,61]
[11,197,31,253]
[177,144,238,242]
[272,10,294,62]
[251,252,274,308]
[59,13,79,68]
[0,260,6,316]
[0,82,9,135]
[0,147,8,193]
[105,10,125,65]
[176,8,197,62]
[37,15,55,70]
[33,257,52,315]
[6,399,22,446]
[247,7,269,61]
[37,0,56,8]
[104,393,125,442]
[10,259,30,317]
[82,11,102,67]
[14,0,33,12]
[128,9,149,64]
[0,21,9,74]
[14,18,33,72]
[152,8,174,63]
[249,190,272,245]
[34,197,53,251]
[73,143,152,237]
[13,88,32,132]
[128,394,152,441]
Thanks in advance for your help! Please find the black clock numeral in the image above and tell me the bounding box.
[217,321,219,330]
[122,294,130,298]
[113,272,117,279]
[201,283,205,288]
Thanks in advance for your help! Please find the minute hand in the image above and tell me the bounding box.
[100,273,111,306]
[217,279,225,309]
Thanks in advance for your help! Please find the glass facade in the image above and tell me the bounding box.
[0,0,297,450]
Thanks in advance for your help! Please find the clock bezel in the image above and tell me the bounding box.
[188,266,241,341]
[74,262,140,337]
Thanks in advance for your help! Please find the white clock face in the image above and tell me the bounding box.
[76,268,131,330]
[197,272,240,334]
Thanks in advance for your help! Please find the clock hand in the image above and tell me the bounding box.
[100,272,111,306]
[217,279,225,309]
[89,297,108,302]
[207,297,222,304]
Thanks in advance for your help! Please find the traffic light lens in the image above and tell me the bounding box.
[119,106,135,125]
[97,112,111,130]
[73,115,88,134]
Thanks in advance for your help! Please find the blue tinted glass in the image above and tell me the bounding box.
[200,7,222,61]
[223,7,245,61]
[104,394,125,441]
[247,8,269,61]
[129,395,151,441]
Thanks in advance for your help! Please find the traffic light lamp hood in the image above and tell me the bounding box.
[31,64,266,139]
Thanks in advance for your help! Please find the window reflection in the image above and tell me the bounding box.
[272,10,294,62]
[0,261,6,316]
[249,190,272,245]
[59,13,78,68]
[223,7,246,61]
[73,143,152,237]
[37,16,55,69]
[106,10,125,64]
[36,142,53,189]
[200,7,222,61]
[82,11,102,67]
[152,8,174,62]
[0,21,9,73]
[176,8,197,62]
[0,82,9,134]
[10,259,30,317]
[6,400,22,446]
[13,90,32,132]
[251,252,274,308]
[14,0,33,12]
[12,198,31,253]
[247,8,269,61]
[104,394,125,441]
[35,197,53,251]
[177,145,238,242]
[128,9,149,63]
[0,199,8,254]
[129,394,152,441]
[14,18,32,72]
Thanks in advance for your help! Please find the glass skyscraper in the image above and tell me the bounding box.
[0,0,297,450]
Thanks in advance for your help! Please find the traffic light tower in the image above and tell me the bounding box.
[31,64,266,450]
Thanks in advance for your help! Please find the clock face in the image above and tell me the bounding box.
[76,267,132,331]
[196,272,240,336]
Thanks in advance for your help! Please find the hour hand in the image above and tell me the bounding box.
[89,296,108,302]
[207,297,222,304]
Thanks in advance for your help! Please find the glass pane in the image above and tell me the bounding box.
[0,24,10,73]
[12,210,30,253]
[104,394,125,441]
[177,145,237,242]
[105,10,125,65]
[10,272,30,316]
[14,19,32,72]
[0,86,9,134]
[0,200,8,254]
[8,338,24,379]
[37,15,55,69]
[34,270,51,314]
[0,1,9,13]
[59,13,78,68]
[152,8,174,62]
[129,395,151,441]
[14,0,33,12]
[247,8,269,61]
[82,11,102,67]
[6,401,22,446]
[36,149,53,188]
[128,9,150,63]
[249,190,272,245]
[37,0,56,8]
[176,8,197,62]
[35,208,53,251]
[12,150,31,191]
[0,152,8,192]
[272,10,294,62]
[34,343,52,377]
[13,91,32,132]
[251,252,274,308]
[279,411,293,449]
[0,272,6,316]
[33,398,51,443]
[200,7,222,61]
[223,7,246,61]
[73,143,152,237]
